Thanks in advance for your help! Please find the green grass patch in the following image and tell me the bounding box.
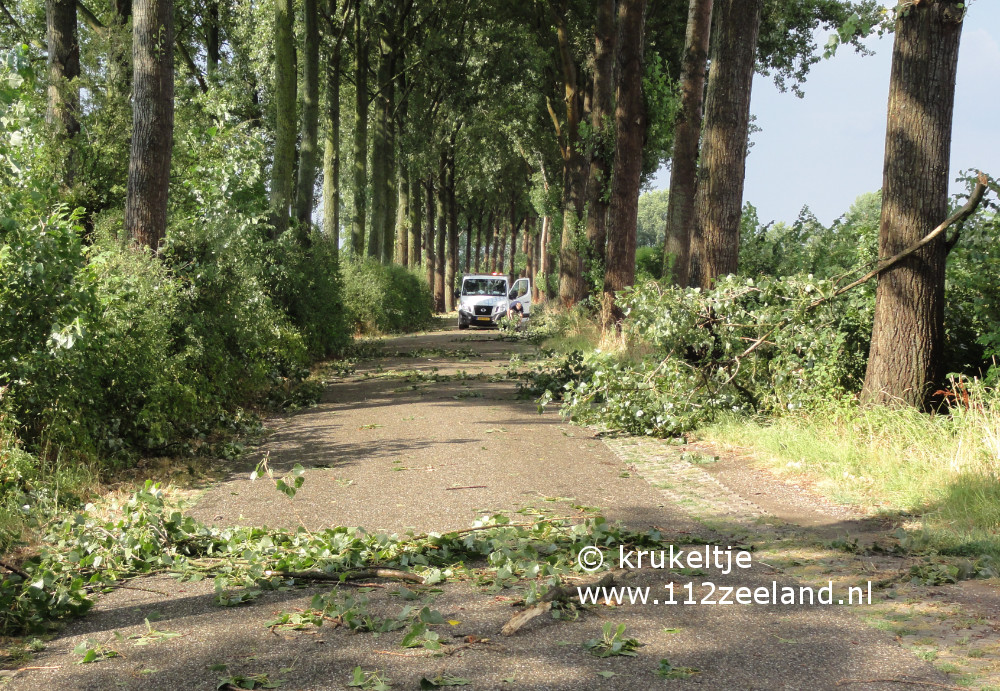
[701,393,1000,556]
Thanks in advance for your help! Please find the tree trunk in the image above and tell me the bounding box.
[663,0,713,286]
[425,179,435,288]
[522,217,532,278]
[538,214,550,300]
[861,0,965,409]
[464,214,473,274]
[294,0,320,237]
[396,162,409,265]
[322,15,342,260]
[434,153,446,312]
[603,0,647,322]
[46,0,80,186]
[351,7,368,256]
[205,0,220,75]
[125,0,173,249]
[408,173,421,267]
[474,212,485,272]
[584,0,617,273]
[689,0,762,288]
[445,152,458,311]
[508,212,520,282]
[368,64,388,259]
[269,0,296,236]
[553,3,588,308]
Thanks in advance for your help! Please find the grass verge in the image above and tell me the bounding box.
[700,393,1000,556]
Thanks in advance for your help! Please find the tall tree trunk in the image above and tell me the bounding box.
[464,214,473,274]
[689,0,762,288]
[351,7,368,256]
[584,0,616,273]
[445,152,458,311]
[552,3,588,308]
[271,0,296,237]
[368,63,387,259]
[434,153,446,311]
[861,0,965,409]
[294,0,320,239]
[663,0,713,286]
[125,0,173,249]
[508,211,520,282]
[497,221,507,275]
[408,173,421,267]
[525,217,534,281]
[474,212,484,272]
[538,214,550,300]
[395,63,410,266]
[46,0,80,187]
[396,162,409,265]
[322,14,342,260]
[424,179,435,288]
[269,0,296,236]
[603,0,647,322]
[205,0,220,75]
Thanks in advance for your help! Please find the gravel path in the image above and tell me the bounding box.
[5,326,953,690]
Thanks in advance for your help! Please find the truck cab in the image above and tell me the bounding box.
[457,274,531,329]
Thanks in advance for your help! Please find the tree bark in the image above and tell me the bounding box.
[269,0,296,236]
[689,0,761,288]
[861,0,965,409]
[205,0,220,75]
[124,0,173,249]
[603,0,647,322]
[396,161,409,265]
[351,7,368,256]
[445,151,458,311]
[552,2,588,308]
[322,9,342,260]
[663,0,713,286]
[294,0,320,237]
[46,0,80,186]
[425,178,435,288]
[408,173,421,267]
[464,213,473,274]
[434,153,447,311]
[584,0,617,273]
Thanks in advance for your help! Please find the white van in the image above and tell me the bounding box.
[456,274,531,329]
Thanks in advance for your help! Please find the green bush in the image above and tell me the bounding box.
[342,260,434,335]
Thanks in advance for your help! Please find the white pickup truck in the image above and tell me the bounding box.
[456,273,531,329]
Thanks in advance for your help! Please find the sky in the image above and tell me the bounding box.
[650,0,1000,226]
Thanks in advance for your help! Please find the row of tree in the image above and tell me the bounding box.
[11,0,977,407]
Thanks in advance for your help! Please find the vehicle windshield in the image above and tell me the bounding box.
[461,278,508,297]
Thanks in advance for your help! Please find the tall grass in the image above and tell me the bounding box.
[702,386,1000,555]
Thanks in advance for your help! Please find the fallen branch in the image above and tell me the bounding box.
[265,568,425,584]
[445,485,487,491]
[501,571,617,636]
[0,560,29,580]
[731,173,989,368]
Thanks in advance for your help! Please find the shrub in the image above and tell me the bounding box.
[341,260,434,335]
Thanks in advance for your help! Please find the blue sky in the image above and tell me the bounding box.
[651,0,1000,226]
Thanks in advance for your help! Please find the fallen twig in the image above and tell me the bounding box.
[0,560,30,580]
[501,571,617,636]
[445,485,487,491]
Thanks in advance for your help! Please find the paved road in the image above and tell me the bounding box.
[7,327,949,690]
